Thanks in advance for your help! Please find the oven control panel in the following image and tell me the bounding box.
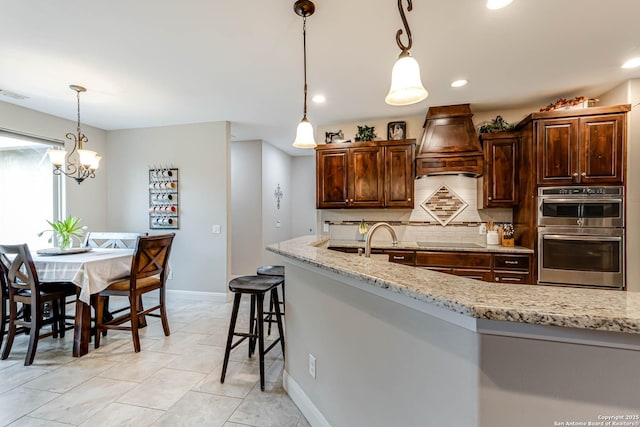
[539,186,623,196]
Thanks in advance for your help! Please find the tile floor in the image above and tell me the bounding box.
[0,292,309,427]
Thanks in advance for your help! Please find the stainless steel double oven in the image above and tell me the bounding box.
[537,186,625,289]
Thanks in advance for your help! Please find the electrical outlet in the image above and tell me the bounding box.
[276,221,281,228]
[479,223,487,234]
[212,224,221,234]
[308,353,316,379]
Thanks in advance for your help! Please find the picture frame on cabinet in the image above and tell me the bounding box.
[387,121,406,140]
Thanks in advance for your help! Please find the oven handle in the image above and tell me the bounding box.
[540,198,623,203]
[542,234,622,242]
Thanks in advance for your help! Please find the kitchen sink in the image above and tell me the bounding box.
[416,242,484,249]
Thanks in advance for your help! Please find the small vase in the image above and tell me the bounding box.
[59,235,72,250]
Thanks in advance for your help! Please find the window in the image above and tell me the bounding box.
[0,131,62,248]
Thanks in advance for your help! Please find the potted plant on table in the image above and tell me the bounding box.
[38,215,87,250]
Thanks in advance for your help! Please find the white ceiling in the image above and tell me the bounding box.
[1,0,639,156]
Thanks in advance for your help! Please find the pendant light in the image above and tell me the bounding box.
[385,0,428,106]
[47,85,101,184]
[292,0,317,148]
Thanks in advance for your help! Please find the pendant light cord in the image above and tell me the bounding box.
[302,15,308,120]
[76,89,82,135]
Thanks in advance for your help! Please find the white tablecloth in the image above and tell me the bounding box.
[32,248,134,303]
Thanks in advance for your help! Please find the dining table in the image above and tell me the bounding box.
[31,247,134,357]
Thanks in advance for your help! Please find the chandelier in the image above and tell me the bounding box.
[292,0,317,148]
[385,0,428,106]
[47,85,101,184]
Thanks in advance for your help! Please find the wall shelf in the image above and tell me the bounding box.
[149,167,179,229]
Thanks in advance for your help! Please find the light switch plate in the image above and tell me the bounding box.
[323,223,329,233]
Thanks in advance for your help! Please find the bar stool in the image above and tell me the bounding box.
[257,265,284,335]
[221,275,285,391]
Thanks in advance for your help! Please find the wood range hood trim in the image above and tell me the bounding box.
[416,104,484,177]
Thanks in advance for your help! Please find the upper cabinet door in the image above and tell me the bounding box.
[384,144,414,208]
[536,118,579,185]
[349,146,384,208]
[579,114,625,184]
[316,148,349,208]
[482,133,518,207]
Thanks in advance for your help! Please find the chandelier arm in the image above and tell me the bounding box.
[395,0,413,54]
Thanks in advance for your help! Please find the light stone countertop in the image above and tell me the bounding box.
[267,235,640,334]
[328,239,534,254]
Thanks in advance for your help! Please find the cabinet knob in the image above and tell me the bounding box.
[572,173,578,177]
[581,172,586,177]
[408,198,411,201]
[488,197,492,200]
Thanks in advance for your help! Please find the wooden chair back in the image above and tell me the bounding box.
[84,232,148,249]
[130,233,175,286]
[0,244,40,302]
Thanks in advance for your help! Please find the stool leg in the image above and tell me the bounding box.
[248,294,256,357]
[221,293,241,384]
[272,288,285,359]
[267,296,274,336]
[256,292,266,391]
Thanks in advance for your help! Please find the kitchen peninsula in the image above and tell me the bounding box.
[268,236,640,427]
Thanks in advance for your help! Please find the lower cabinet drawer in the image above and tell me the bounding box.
[494,254,530,271]
[452,268,493,282]
[387,251,415,265]
[494,271,530,285]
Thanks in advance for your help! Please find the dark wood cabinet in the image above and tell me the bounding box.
[316,140,415,209]
[480,132,519,207]
[536,113,625,185]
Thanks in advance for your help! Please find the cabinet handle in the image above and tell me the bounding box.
[504,260,519,265]
[498,277,523,282]
[393,256,405,260]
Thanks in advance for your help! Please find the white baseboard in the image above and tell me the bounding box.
[166,289,228,303]
[283,370,331,427]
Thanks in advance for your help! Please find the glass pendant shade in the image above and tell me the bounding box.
[90,155,102,170]
[78,149,97,167]
[293,118,316,148]
[47,149,67,167]
[385,54,428,106]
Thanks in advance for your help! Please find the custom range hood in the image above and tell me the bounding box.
[415,104,483,177]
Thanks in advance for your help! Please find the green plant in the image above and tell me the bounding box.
[38,215,87,249]
[479,116,515,134]
[355,125,376,142]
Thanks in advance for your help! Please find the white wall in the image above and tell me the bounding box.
[230,141,263,276]
[291,156,317,238]
[106,122,230,293]
[261,142,292,266]
[0,101,108,232]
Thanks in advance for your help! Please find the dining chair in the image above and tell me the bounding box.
[83,231,148,323]
[0,254,9,351]
[0,244,77,365]
[84,231,148,249]
[94,233,175,352]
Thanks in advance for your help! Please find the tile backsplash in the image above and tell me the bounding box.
[321,175,512,244]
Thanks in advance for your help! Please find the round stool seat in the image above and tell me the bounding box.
[229,275,284,294]
[256,265,284,277]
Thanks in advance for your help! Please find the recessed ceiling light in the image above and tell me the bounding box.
[451,79,468,88]
[621,57,640,69]
[312,94,326,103]
[486,0,513,10]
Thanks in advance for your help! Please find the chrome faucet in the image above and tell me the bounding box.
[364,222,398,257]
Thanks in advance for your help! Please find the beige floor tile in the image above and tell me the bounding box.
[223,423,252,427]
[153,391,241,427]
[296,414,312,427]
[0,387,60,426]
[144,332,210,355]
[98,351,177,383]
[117,368,205,410]
[7,416,72,426]
[23,357,116,393]
[29,377,138,425]
[78,402,164,427]
[165,344,226,374]
[228,382,302,427]
[0,364,50,394]
[194,361,260,399]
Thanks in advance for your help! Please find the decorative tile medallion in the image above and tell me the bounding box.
[420,185,468,226]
